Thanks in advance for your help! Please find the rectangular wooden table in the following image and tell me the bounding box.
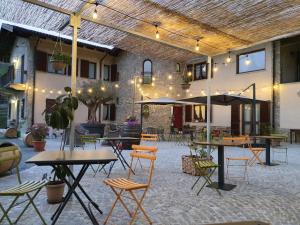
[97,137,140,177]
[252,135,287,166]
[193,140,246,191]
[26,150,117,225]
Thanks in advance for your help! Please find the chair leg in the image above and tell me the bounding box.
[128,190,152,225]
[226,159,230,179]
[191,176,201,190]
[0,196,19,225]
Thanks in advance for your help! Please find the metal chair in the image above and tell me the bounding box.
[272,137,288,164]
[103,151,157,225]
[223,136,249,182]
[190,149,221,196]
[0,145,47,225]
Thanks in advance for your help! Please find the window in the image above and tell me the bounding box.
[193,105,212,122]
[102,104,116,121]
[47,55,65,75]
[20,98,25,119]
[176,63,181,72]
[143,59,152,84]
[81,59,96,79]
[237,49,265,74]
[194,62,207,80]
[103,65,110,81]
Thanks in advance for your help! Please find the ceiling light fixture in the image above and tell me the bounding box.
[195,39,200,51]
[92,3,98,19]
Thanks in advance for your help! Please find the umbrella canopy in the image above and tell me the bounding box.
[181,94,267,106]
[135,97,192,105]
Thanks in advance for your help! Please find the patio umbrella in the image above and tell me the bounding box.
[135,97,193,105]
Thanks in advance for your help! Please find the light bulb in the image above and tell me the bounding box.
[49,90,53,94]
[226,56,231,63]
[77,90,81,94]
[195,39,200,51]
[101,86,105,91]
[88,88,93,93]
[169,86,173,90]
[155,25,160,39]
[168,75,172,80]
[245,55,251,65]
[187,71,192,77]
[92,8,97,19]
[115,84,119,88]
[130,80,134,84]
[42,89,45,93]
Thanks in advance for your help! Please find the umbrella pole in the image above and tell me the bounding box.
[207,56,212,155]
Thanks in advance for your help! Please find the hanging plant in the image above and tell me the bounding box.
[50,34,71,71]
[181,64,192,90]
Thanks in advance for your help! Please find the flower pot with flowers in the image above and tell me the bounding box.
[30,123,49,151]
[121,115,142,149]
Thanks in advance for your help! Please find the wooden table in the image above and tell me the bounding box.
[97,137,140,177]
[194,140,246,191]
[26,150,117,225]
[252,135,286,166]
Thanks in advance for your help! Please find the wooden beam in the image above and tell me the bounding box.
[144,0,251,46]
[23,0,205,56]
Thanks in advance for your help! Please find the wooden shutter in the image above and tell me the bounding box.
[231,104,240,136]
[260,102,270,133]
[111,64,118,81]
[185,105,192,122]
[80,59,89,78]
[110,104,116,121]
[35,51,47,72]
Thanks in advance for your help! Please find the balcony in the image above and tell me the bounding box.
[0,64,26,91]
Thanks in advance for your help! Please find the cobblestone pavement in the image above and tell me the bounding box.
[1,141,300,225]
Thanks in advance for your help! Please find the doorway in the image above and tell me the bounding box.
[173,106,183,130]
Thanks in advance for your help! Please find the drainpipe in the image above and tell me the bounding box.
[272,41,276,129]
[98,53,108,123]
[31,37,40,126]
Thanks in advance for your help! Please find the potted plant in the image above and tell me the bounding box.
[43,87,78,150]
[46,165,70,204]
[181,73,192,90]
[50,53,71,71]
[77,80,113,137]
[30,123,49,151]
[121,115,142,149]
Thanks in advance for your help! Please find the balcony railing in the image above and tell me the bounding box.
[0,65,27,91]
[0,64,14,87]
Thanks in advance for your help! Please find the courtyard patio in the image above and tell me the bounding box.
[1,140,300,225]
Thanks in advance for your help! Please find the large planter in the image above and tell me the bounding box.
[0,142,21,175]
[121,123,142,150]
[50,60,66,71]
[182,155,212,176]
[80,123,105,137]
[46,181,65,204]
[32,140,46,151]
[181,83,191,90]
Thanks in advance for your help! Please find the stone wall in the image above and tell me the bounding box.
[273,41,281,131]
[115,51,185,134]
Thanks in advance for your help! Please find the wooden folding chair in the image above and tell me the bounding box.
[0,145,47,225]
[246,136,265,166]
[132,145,157,171]
[141,133,158,144]
[103,152,156,225]
[223,137,249,182]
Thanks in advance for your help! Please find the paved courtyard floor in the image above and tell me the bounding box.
[1,140,300,225]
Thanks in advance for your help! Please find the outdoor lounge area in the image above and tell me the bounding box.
[2,0,300,225]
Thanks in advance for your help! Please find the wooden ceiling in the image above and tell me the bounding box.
[1,0,300,61]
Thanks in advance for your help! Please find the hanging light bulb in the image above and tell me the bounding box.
[88,88,93,93]
[155,25,160,39]
[213,63,218,72]
[114,84,119,88]
[195,39,200,51]
[77,90,81,94]
[245,55,251,65]
[92,3,98,19]
[226,51,232,63]
[187,71,192,77]
[168,75,172,80]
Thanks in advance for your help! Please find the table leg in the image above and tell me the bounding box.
[110,140,126,170]
[207,145,236,191]
[264,139,279,166]
[51,165,99,225]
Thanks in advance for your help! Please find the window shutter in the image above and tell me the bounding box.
[111,64,118,81]
[80,59,89,78]
[260,102,270,129]
[185,105,192,122]
[110,104,116,121]
[36,51,47,72]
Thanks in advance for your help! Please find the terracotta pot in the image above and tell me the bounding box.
[32,140,46,151]
[46,181,65,204]
[51,60,66,71]
[181,83,191,90]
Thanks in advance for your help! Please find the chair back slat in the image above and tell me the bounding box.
[141,133,158,142]
[132,145,157,153]
[130,152,156,161]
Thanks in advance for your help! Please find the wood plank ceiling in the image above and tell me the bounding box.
[1,0,300,61]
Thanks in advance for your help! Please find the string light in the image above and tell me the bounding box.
[155,25,160,39]
[57,90,62,94]
[245,55,251,65]
[101,86,105,91]
[137,84,141,88]
[151,83,155,87]
[273,84,279,90]
[169,86,173,90]
[92,3,98,19]
[28,86,32,90]
[187,71,192,77]
[35,88,38,92]
[42,89,46,93]
[168,75,172,80]
[177,94,181,97]
[49,90,53,94]
[88,88,93,93]
[213,63,218,72]
[114,84,119,88]
[152,77,156,81]
[130,80,135,84]
[77,90,81,94]
[139,78,143,83]
[195,39,200,51]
